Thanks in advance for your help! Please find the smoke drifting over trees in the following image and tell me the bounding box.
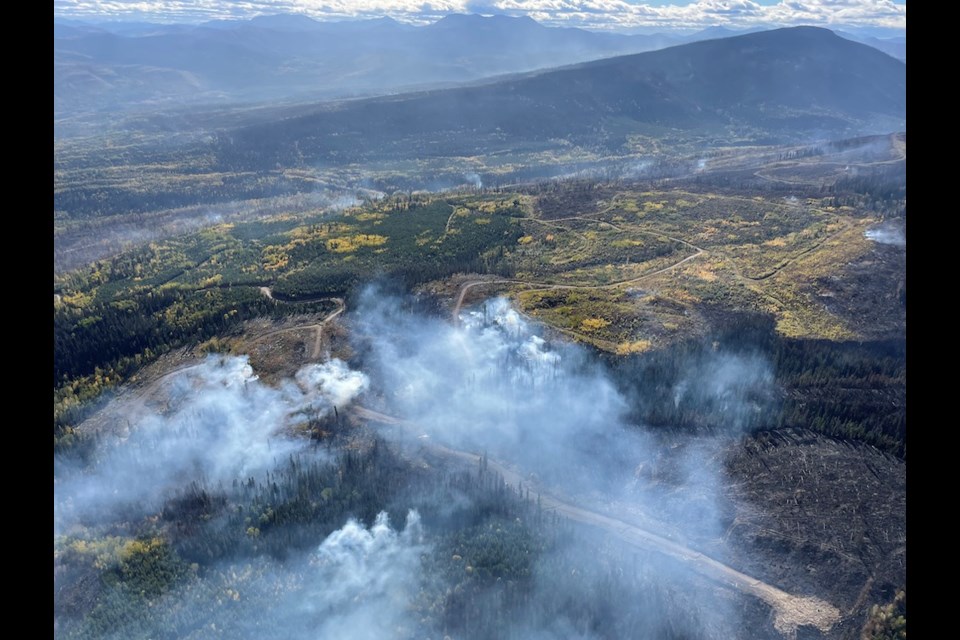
[353,289,773,528]
[54,355,369,535]
[55,292,797,639]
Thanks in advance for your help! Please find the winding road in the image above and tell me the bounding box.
[120,294,345,415]
[81,258,841,635]
[435,234,848,634]
[451,236,706,324]
[353,406,840,636]
[251,290,345,359]
[78,280,842,636]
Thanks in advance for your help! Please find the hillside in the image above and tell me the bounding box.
[54,13,679,116]
[212,27,906,170]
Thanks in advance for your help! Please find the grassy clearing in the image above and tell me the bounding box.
[504,186,890,349]
[516,287,699,353]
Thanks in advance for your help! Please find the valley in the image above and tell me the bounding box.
[53,16,906,640]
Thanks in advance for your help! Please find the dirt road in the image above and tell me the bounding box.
[120,297,345,416]
[252,290,345,359]
[353,406,841,637]
[451,239,705,323]
[754,133,906,186]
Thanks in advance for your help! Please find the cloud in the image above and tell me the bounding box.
[54,0,906,32]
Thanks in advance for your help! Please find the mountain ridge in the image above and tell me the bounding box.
[210,26,905,170]
[54,15,904,119]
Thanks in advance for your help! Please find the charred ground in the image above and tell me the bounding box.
[54,27,905,637]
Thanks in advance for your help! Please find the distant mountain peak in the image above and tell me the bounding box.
[247,13,322,30]
[430,13,543,28]
[367,16,402,25]
[772,25,839,37]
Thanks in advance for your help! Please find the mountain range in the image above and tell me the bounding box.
[208,26,906,170]
[54,13,905,117]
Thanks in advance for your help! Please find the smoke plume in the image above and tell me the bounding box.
[54,355,368,534]
[55,289,783,638]
[352,288,773,546]
[865,221,906,247]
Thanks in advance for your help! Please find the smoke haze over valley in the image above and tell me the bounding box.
[53,6,906,638]
[55,293,801,638]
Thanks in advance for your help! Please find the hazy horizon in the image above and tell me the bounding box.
[53,0,906,37]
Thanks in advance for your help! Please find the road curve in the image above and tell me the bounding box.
[81,273,840,635]
[252,292,345,359]
[451,243,705,324]
[353,406,840,637]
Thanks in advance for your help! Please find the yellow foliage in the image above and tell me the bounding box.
[692,267,717,282]
[326,234,388,253]
[518,235,534,245]
[666,289,700,305]
[120,537,165,562]
[60,535,165,570]
[62,290,94,308]
[580,317,611,332]
[64,536,129,568]
[110,299,139,311]
[616,340,653,355]
[261,245,289,271]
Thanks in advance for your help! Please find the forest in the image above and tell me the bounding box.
[54,128,905,640]
[56,431,761,639]
[54,166,905,458]
[52,13,910,638]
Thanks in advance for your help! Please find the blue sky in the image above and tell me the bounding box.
[53,1,907,33]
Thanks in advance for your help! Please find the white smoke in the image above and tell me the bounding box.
[623,159,653,179]
[865,222,906,247]
[54,354,368,534]
[463,172,483,189]
[352,289,773,548]
[76,510,431,640]
[55,290,782,638]
[295,358,370,408]
[672,352,774,432]
[297,510,425,640]
[355,294,636,487]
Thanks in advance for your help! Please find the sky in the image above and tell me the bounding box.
[53,0,907,34]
